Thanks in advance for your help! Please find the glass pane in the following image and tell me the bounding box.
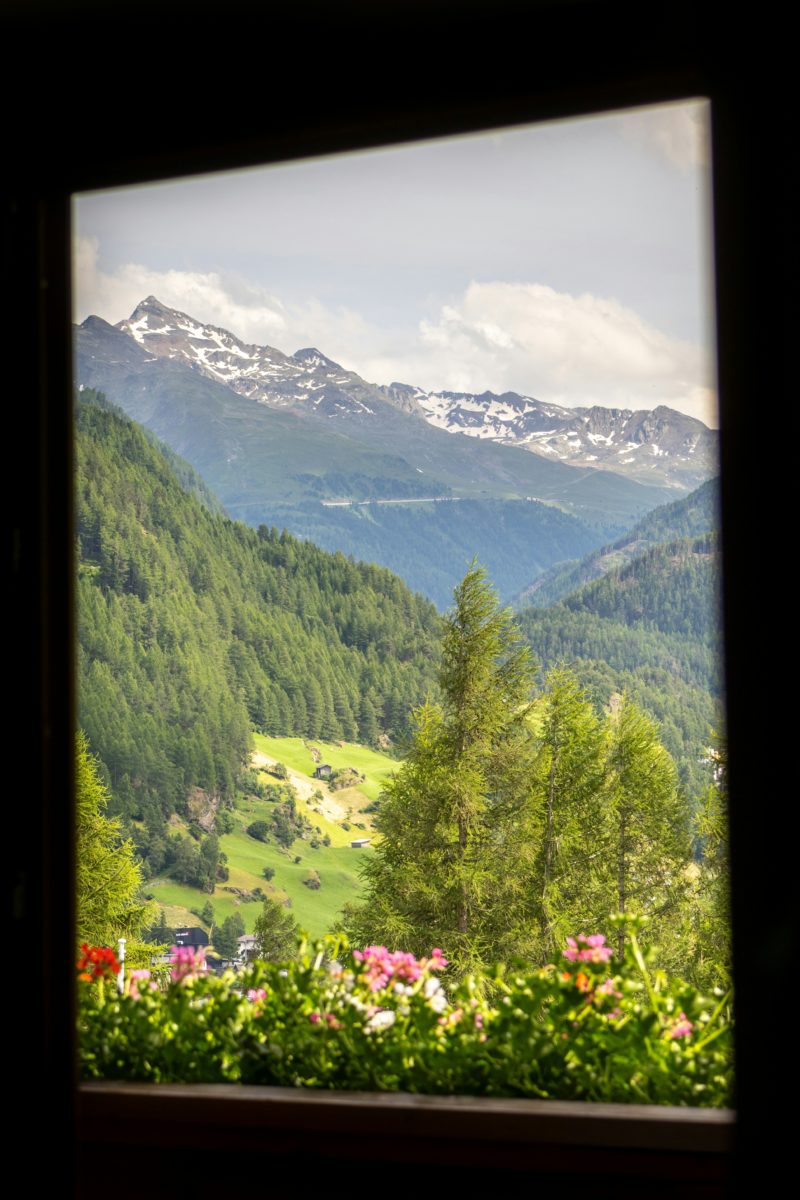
[73,99,730,1104]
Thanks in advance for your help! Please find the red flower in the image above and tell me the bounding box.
[76,943,121,981]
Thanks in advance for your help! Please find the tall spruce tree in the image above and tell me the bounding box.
[345,562,538,975]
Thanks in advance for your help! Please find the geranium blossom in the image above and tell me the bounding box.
[353,945,448,992]
[365,1009,396,1033]
[667,1012,694,1039]
[169,944,207,983]
[128,969,157,999]
[562,934,614,964]
[76,944,121,982]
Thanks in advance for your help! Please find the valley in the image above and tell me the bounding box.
[75,356,723,979]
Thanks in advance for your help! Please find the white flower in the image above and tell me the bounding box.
[398,1003,410,1017]
[393,982,412,996]
[428,992,448,1014]
[424,976,442,998]
[365,1009,396,1033]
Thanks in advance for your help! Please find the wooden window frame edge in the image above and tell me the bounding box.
[10,2,790,1187]
[78,1082,734,1177]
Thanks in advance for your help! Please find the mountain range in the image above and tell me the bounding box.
[75,296,718,607]
[115,295,716,490]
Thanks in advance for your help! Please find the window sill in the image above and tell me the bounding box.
[78,1082,733,1187]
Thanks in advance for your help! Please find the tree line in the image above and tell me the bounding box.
[345,563,729,990]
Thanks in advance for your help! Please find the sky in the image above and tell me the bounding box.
[73,99,718,426]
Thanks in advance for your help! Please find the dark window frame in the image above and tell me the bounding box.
[5,2,790,1191]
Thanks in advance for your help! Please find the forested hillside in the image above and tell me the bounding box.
[273,496,603,609]
[76,390,442,863]
[516,532,722,795]
[516,478,719,609]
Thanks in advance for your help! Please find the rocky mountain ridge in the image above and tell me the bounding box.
[114,296,717,490]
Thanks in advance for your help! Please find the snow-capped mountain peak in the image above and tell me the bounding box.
[115,297,377,415]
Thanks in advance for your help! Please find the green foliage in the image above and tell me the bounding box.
[272,496,606,610]
[685,738,731,990]
[530,668,609,959]
[76,731,154,951]
[251,897,300,961]
[519,479,719,610]
[604,697,693,965]
[162,831,224,891]
[562,533,720,641]
[214,912,246,959]
[516,531,723,800]
[215,808,235,835]
[328,767,362,791]
[142,908,173,946]
[347,563,703,981]
[247,821,270,842]
[78,931,732,1107]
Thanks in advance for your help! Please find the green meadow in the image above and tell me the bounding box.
[251,733,398,802]
[148,736,397,941]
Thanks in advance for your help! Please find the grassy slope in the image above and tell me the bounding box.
[253,734,398,802]
[149,737,397,940]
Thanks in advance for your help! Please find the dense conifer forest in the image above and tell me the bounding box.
[516,531,721,797]
[77,391,441,871]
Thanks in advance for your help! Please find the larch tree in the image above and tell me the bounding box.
[76,730,154,953]
[531,667,609,961]
[688,735,731,989]
[252,895,301,962]
[345,562,539,976]
[603,696,692,961]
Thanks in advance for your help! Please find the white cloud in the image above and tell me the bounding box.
[74,235,373,357]
[74,239,717,426]
[74,236,289,343]
[362,282,716,425]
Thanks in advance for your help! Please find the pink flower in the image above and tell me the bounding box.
[562,934,613,965]
[596,978,622,1000]
[668,1012,694,1039]
[169,944,207,983]
[353,945,447,992]
[309,1012,321,1023]
[127,968,156,999]
[247,988,267,1004]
